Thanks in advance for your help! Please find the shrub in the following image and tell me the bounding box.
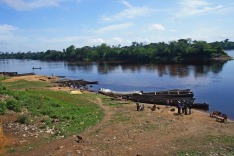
[6,98,21,112]
[16,114,30,125]
[41,117,51,126]
[0,101,7,115]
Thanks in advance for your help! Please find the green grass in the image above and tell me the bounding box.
[0,78,106,154]
[101,97,124,108]
[174,134,234,156]
[1,79,104,137]
[176,150,206,156]
[7,148,17,153]
[3,80,53,90]
[113,112,130,123]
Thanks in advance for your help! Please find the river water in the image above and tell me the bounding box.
[1,50,234,119]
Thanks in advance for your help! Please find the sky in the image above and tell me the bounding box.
[0,0,234,52]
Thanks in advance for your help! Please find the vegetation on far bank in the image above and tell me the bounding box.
[0,39,233,63]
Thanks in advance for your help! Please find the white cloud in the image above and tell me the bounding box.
[170,29,177,33]
[175,0,224,18]
[121,0,133,8]
[95,22,133,34]
[90,38,105,45]
[1,0,59,11]
[101,1,152,22]
[149,23,165,31]
[0,24,18,32]
[0,24,18,44]
[113,37,123,43]
[48,36,87,43]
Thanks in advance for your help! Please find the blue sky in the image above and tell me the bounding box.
[0,0,234,52]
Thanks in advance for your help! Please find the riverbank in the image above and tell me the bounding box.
[1,75,234,155]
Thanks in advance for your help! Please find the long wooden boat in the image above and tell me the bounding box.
[16,72,35,76]
[122,95,208,110]
[143,89,191,94]
[32,67,41,70]
[142,89,193,97]
[98,88,209,110]
[54,79,98,86]
[98,88,142,96]
[0,72,18,76]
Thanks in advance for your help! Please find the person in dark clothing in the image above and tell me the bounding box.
[188,101,193,115]
[166,99,170,107]
[181,102,185,114]
[151,104,156,111]
[184,101,188,115]
[177,101,181,114]
[136,101,140,111]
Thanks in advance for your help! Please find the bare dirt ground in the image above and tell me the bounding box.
[1,75,234,156]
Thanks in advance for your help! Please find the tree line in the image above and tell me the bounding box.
[0,39,233,63]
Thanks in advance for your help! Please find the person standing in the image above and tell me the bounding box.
[181,101,185,114]
[136,100,140,111]
[188,101,193,115]
[166,99,169,107]
[184,100,188,115]
[177,101,181,114]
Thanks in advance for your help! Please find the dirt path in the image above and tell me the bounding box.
[16,97,114,156]
[82,97,114,135]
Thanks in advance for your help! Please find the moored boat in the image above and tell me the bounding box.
[98,88,142,96]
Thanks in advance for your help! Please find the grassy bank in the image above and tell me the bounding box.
[0,76,104,153]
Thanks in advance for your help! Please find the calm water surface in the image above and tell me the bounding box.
[1,50,234,119]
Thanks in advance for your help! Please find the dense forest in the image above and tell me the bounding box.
[0,39,233,63]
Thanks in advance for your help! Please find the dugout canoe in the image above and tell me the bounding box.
[98,88,142,96]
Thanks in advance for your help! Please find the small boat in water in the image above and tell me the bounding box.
[32,67,41,70]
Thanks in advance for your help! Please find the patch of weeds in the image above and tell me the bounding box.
[3,80,50,90]
[143,123,159,131]
[208,135,234,144]
[95,128,101,134]
[101,97,123,107]
[41,117,52,126]
[113,112,130,123]
[6,97,21,112]
[16,114,31,125]
[22,145,33,152]
[39,124,47,129]
[176,150,206,156]
[7,147,16,153]
[0,101,7,115]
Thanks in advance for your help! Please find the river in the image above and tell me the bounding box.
[1,50,234,119]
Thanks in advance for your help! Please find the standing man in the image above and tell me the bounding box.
[177,101,181,114]
[188,101,193,115]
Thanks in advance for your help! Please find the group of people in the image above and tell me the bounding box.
[177,100,193,115]
[135,99,193,115]
[70,84,88,91]
[136,101,144,111]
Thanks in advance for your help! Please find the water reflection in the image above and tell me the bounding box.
[65,62,94,72]
[64,60,228,78]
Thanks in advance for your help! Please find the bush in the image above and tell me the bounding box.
[0,101,7,115]
[6,98,21,112]
[16,114,30,125]
[41,117,51,126]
